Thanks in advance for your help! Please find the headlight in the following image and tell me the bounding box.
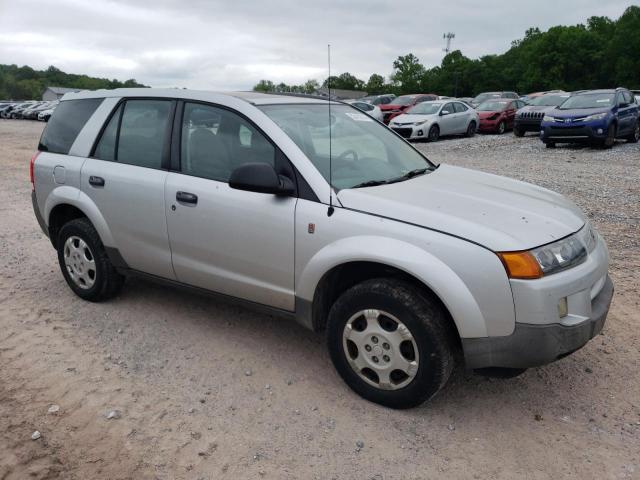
[413,121,428,126]
[542,115,556,122]
[583,112,608,122]
[498,223,597,279]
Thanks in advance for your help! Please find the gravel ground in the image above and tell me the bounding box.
[0,120,639,480]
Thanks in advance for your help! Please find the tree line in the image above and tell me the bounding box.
[0,64,146,100]
[253,5,640,97]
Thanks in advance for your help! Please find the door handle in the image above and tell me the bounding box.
[89,176,105,187]
[176,191,198,205]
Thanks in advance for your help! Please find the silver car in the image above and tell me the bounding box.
[32,89,613,409]
[344,99,384,122]
[389,100,479,141]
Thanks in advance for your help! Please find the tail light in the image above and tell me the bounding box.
[30,151,40,191]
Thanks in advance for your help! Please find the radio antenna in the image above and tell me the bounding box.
[327,43,334,217]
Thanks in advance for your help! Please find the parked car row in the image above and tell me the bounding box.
[0,100,59,121]
[348,87,639,148]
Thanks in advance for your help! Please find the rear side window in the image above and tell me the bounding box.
[454,102,468,113]
[38,98,103,154]
[93,99,173,169]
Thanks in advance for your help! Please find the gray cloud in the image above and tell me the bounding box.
[0,0,635,89]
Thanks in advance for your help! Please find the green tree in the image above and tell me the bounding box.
[253,79,276,92]
[391,54,424,93]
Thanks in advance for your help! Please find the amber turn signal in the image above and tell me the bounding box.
[497,251,543,279]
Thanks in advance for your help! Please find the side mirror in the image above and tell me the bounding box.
[440,110,450,116]
[229,163,295,196]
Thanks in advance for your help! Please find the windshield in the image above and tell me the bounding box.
[473,93,499,103]
[406,102,442,115]
[391,95,417,106]
[528,94,570,106]
[558,93,615,109]
[260,104,433,190]
[477,101,509,111]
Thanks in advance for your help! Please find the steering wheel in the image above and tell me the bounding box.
[337,149,359,162]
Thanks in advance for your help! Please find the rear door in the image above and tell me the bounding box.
[452,102,469,133]
[164,101,296,310]
[81,98,176,279]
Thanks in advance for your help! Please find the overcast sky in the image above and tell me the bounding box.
[0,0,636,90]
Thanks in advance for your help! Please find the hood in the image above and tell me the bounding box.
[549,107,610,119]
[519,105,557,113]
[389,113,437,125]
[477,110,502,119]
[337,164,585,252]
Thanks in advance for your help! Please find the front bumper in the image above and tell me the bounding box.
[478,119,501,131]
[462,276,613,369]
[390,125,428,140]
[514,118,542,131]
[541,120,609,143]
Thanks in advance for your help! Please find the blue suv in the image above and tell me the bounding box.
[540,88,639,148]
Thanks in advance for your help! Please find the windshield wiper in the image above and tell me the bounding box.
[351,179,391,188]
[386,167,429,184]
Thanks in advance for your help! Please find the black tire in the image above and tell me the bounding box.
[545,141,556,149]
[327,278,455,409]
[513,126,524,137]
[497,121,506,134]
[626,121,640,143]
[57,218,124,302]
[427,125,440,142]
[600,124,616,149]
[465,121,476,137]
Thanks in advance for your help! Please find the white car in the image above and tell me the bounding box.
[389,100,479,141]
[345,100,384,122]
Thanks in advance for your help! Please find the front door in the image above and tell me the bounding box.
[165,102,297,310]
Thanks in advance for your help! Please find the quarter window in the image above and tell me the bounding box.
[180,102,275,182]
[39,98,103,154]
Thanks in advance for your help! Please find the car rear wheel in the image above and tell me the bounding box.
[466,121,476,137]
[327,278,455,409]
[57,218,125,302]
[497,121,506,134]
[427,125,440,142]
[626,121,640,143]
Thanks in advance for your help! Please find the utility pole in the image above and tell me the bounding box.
[443,32,455,54]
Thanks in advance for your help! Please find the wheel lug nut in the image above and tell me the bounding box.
[364,345,372,352]
[371,336,378,344]
[372,356,379,363]
[382,343,390,350]
[383,355,390,362]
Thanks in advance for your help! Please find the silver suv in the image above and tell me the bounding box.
[32,89,613,409]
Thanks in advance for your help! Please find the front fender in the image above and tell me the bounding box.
[297,235,489,338]
[44,186,116,247]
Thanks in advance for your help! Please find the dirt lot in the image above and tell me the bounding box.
[1,119,638,480]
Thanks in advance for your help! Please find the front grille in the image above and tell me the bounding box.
[548,126,590,137]
[519,111,544,119]
[391,127,413,138]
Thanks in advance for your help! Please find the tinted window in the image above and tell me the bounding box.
[39,98,103,154]
[118,100,172,169]
[181,102,275,182]
[442,103,455,113]
[453,102,468,113]
[93,104,122,161]
[621,91,633,105]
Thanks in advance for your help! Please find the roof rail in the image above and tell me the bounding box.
[263,91,333,101]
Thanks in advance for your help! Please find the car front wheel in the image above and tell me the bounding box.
[327,279,455,409]
[427,125,440,142]
[466,121,476,137]
[626,121,640,143]
[497,121,506,134]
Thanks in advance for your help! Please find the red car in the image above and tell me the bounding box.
[380,94,438,123]
[477,98,526,134]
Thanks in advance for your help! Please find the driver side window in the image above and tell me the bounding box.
[180,102,275,182]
